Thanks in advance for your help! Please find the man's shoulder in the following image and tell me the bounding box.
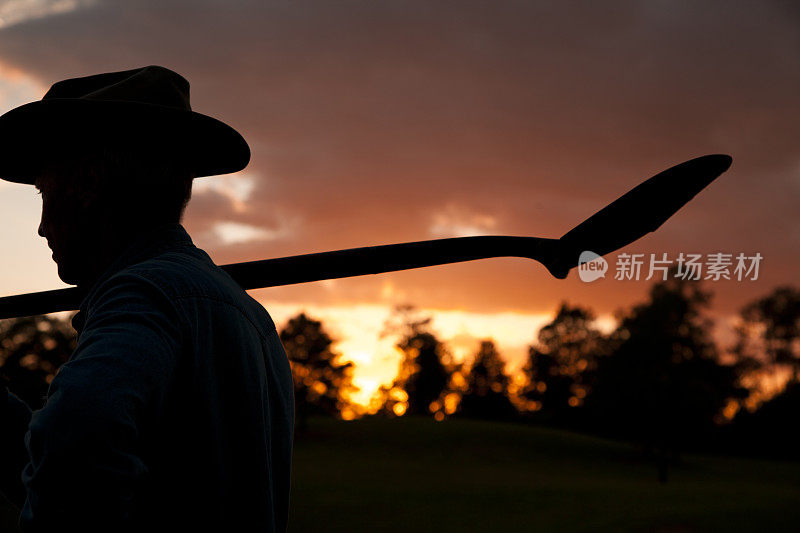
[114,246,239,304]
[113,246,272,327]
[78,240,277,340]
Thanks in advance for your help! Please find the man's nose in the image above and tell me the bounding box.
[38,216,45,238]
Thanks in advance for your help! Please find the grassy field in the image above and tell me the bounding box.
[289,417,800,532]
[2,417,798,531]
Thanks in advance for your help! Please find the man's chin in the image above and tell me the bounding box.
[56,263,82,286]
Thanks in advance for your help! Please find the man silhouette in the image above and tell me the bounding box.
[0,66,294,531]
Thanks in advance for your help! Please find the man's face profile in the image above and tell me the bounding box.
[35,169,97,286]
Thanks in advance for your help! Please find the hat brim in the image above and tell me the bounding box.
[0,98,250,184]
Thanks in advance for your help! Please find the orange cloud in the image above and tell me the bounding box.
[0,1,797,320]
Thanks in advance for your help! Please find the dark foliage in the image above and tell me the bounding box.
[379,305,455,417]
[457,340,518,421]
[734,285,800,382]
[585,276,747,478]
[522,302,604,424]
[279,313,354,428]
[0,315,77,409]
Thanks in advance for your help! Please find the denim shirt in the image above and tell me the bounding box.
[6,223,294,531]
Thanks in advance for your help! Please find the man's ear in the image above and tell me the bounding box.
[76,168,104,211]
[77,187,100,211]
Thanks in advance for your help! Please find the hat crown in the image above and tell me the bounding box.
[0,65,250,183]
[43,65,191,110]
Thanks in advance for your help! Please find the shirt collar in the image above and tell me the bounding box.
[71,223,194,334]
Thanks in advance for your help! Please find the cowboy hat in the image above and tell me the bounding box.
[0,65,250,184]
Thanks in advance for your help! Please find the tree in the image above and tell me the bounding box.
[279,313,355,427]
[724,381,800,460]
[0,314,77,408]
[457,340,517,420]
[733,286,800,383]
[521,302,604,423]
[586,276,746,481]
[379,305,456,419]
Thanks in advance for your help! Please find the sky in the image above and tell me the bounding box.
[0,0,798,406]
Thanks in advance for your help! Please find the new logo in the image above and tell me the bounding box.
[578,251,607,282]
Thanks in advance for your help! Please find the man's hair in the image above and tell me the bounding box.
[42,140,195,228]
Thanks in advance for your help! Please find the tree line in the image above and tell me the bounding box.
[2,276,799,465]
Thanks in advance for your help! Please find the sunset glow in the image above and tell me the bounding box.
[260,301,612,408]
[1,1,797,415]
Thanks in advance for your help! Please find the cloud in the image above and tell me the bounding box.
[0,61,43,113]
[0,0,798,316]
[185,180,300,249]
[192,171,257,212]
[0,0,97,29]
[207,220,292,246]
[429,203,498,238]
